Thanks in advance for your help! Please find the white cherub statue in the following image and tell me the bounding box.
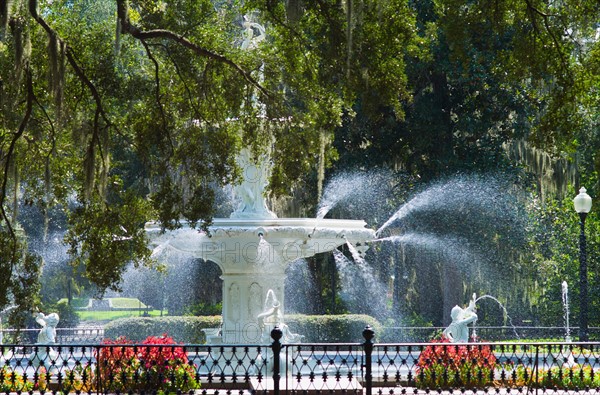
[29,312,60,369]
[443,294,478,343]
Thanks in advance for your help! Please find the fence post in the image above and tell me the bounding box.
[271,326,283,395]
[362,325,375,395]
[96,345,102,394]
[534,344,539,395]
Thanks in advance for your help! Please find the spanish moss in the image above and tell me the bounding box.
[84,142,95,202]
[48,32,66,116]
[12,17,28,83]
[0,0,13,37]
[504,139,578,199]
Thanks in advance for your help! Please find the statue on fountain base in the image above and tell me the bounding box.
[443,294,478,343]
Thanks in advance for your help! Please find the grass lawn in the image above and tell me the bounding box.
[110,297,149,309]
[57,297,90,308]
[78,309,165,322]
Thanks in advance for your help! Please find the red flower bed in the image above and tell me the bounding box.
[415,336,498,389]
[96,334,199,393]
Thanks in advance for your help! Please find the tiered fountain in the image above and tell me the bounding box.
[146,148,375,344]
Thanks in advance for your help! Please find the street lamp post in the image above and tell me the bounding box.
[573,187,593,342]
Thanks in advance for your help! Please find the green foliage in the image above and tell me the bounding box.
[0,230,42,326]
[77,309,164,322]
[525,187,600,327]
[185,302,222,316]
[53,300,80,328]
[523,364,600,389]
[104,314,379,343]
[104,316,221,343]
[65,188,154,293]
[0,366,35,392]
[0,365,95,393]
[285,314,381,343]
[57,297,89,309]
[0,0,598,326]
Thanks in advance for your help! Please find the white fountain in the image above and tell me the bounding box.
[562,280,572,342]
[147,151,375,344]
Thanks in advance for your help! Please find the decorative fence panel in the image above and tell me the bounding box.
[1,327,600,394]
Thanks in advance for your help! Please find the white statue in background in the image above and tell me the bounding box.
[443,294,478,343]
[240,15,266,51]
[35,312,59,344]
[29,312,60,368]
[257,290,303,343]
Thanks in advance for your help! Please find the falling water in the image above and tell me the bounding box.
[345,240,366,265]
[317,170,393,219]
[332,248,387,320]
[474,295,520,339]
[562,281,571,342]
[375,174,523,236]
[285,259,318,313]
[373,232,493,280]
[150,240,170,259]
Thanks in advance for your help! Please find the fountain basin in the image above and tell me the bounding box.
[147,218,375,270]
[146,218,375,344]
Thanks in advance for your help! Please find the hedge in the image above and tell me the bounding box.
[103,314,381,344]
[103,316,221,343]
[284,314,382,343]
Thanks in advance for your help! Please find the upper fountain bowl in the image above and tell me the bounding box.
[146,218,375,272]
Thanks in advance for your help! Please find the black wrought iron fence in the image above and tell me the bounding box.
[0,326,104,344]
[1,327,600,394]
[381,326,600,342]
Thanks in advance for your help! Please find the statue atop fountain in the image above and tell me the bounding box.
[231,148,277,219]
[240,15,266,51]
[443,294,478,343]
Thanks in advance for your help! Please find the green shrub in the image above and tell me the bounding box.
[185,302,222,316]
[57,297,90,309]
[55,301,81,328]
[284,314,382,343]
[513,365,600,389]
[104,316,221,343]
[105,314,379,344]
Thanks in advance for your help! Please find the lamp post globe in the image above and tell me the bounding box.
[573,187,592,342]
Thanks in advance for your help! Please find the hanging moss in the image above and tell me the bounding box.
[114,15,121,56]
[504,139,578,199]
[43,157,51,242]
[11,17,29,83]
[47,32,66,116]
[1,0,13,37]
[9,153,18,224]
[84,143,95,202]
[98,127,110,200]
